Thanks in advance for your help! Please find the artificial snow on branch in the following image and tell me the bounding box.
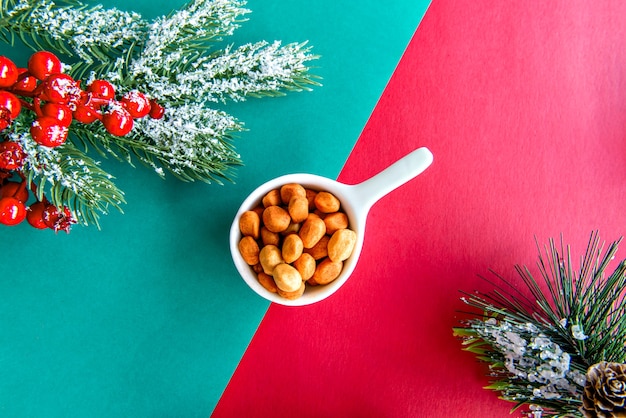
[454,232,626,417]
[0,0,319,230]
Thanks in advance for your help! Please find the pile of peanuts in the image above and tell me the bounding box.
[237,183,357,300]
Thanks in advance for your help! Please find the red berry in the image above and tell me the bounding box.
[73,104,99,124]
[27,51,62,81]
[0,181,28,203]
[149,100,165,119]
[42,204,74,232]
[30,117,69,147]
[102,107,133,136]
[41,103,73,127]
[15,78,38,94]
[26,201,48,229]
[0,141,25,170]
[0,196,26,225]
[0,90,21,120]
[42,73,81,104]
[121,91,151,118]
[87,80,116,100]
[11,68,38,93]
[0,56,18,88]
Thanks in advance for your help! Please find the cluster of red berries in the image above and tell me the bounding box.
[0,50,165,230]
[0,174,75,232]
[0,51,164,145]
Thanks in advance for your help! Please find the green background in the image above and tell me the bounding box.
[0,0,429,416]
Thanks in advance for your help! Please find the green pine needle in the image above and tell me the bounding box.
[454,231,626,417]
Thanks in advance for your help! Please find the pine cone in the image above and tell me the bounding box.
[581,362,626,418]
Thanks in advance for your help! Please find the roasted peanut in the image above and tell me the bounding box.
[288,196,309,223]
[277,281,305,300]
[263,205,291,233]
[313,209,327,219]
[312,258,343,285]
[273,263,303,292]
[280,183,306,205]
[305,189,317,210]
[282,233,304,264]
[304,234,329,260]
[314,191,340,213]
[251,205,265,218]
[323,212,349,235]
[281,222,301,236]
[239,210,260,239]
[260,226,280,246]
[238,236,260,265]
[306,212,321,221]
[262,189,282,207]
[258,272,278,293]
[327,228,357,262]
[293,253,316,281]
[299,214,326,248]
[259,244,283,275]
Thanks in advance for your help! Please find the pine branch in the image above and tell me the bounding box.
[69,108,244,184]
[1,0,147,76]
[146,0,250,54]
[145,40,321,105]
[1,0,319,188]
[0,0,320,229]
[455,232,626,417]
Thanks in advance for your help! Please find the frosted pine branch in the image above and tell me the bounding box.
[2,0,146,64]
[131,104,243,182]
[182,41,317,102]
[0,0,319,227]
[141,0,249,62]
[128,40,317,104]
[471,319,586,402]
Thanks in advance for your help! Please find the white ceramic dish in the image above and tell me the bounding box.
[230,147,434,306]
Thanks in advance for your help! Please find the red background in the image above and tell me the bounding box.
[213,0,626,416]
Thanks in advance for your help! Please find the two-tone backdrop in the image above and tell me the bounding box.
[2,0,625,417]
